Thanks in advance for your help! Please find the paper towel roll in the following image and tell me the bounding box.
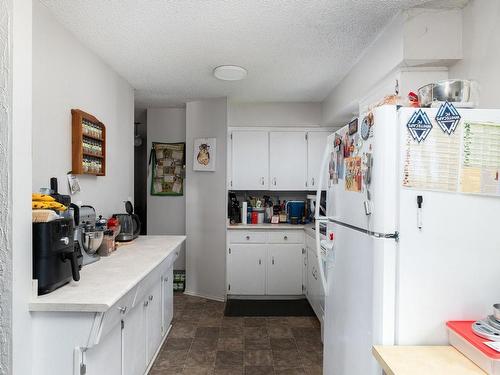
[241,202,247,224]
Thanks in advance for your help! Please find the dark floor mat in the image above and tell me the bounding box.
[224,298,315,317]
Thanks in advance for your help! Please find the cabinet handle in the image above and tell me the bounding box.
[284,235,288,240]
[272,257,275,265]
[312,178,315,186]
[246,235,250,240]
[118,306,127,314]
[144,300,149,307]
[273,177,277,186]
[258,259,262,265]
[149,295,154,301]
[260,177,265,185]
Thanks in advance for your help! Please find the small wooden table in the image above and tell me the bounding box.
[372,346,486,375]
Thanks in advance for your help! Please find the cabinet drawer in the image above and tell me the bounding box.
[269,231,304,244]
[135,265,162,308]
[229,231,268,243]
[98,287,137,343]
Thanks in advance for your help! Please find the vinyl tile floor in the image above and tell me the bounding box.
[149,293,323,375]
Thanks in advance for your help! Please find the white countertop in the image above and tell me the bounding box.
[29,235,186,313]
[227,223,306,230]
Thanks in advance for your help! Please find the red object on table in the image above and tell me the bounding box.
[447,321,500,359]
[251,212,258,224]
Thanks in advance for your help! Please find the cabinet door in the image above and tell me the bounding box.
[147,281,163,363]
[231,131,269,190]
[228,244,266,295]
[302,247,308,295]
[122,301,147,375]
[307,247,317,310]
[162,266,174,336]
[267,244,303,295]
[85,320,122,375]
[307,131,331,190]
[269,132,307,190]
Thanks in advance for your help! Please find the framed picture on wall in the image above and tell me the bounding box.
[193,137,216,171]
[150,142,185,196]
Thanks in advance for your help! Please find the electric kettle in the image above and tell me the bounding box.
[113,201,141,242]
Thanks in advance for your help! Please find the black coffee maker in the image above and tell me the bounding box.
[228,192,241,224]
[33,218,81,295]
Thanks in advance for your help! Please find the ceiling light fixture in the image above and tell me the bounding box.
[213,65,247,81]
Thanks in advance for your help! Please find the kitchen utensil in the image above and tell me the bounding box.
[83,229,104,254]
[73,204,101,266]
[98,230,115,257]
[488,316,500,331]
[33,218,80,295]
[448,321,500,375]
[418,79,479,108]
[494,304,500,321]
[107,217,121,241]
[286,201,305,224]
[472,320,500,341]
[113,201,141,242]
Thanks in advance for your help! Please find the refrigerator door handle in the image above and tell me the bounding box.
[314,142,330,294]
[328,218,399,241]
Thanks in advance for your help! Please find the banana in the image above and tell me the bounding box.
[32,193,55,202]
[32,201,67,211]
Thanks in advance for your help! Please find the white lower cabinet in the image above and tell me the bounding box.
[267,244,303,295]
[146,281,163,364]
[123,265,173,375]
[227,230,304,296]
[306,239,324,322]
[162,266,174,336]
[122,298,147,375]
[228,244,267,295]
[30,244,181,375]
[85,320,122,375]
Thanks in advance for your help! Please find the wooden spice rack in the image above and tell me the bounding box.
[71,109,106,176]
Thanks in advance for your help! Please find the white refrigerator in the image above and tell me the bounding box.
[314,105,500,375]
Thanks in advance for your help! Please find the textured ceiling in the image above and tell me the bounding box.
[40,0,465,108]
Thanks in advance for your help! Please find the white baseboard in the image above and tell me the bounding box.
[183,289,225,302]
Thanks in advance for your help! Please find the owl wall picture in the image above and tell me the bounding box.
[193,137,216,171]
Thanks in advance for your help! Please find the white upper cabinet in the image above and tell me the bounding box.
[228,128,333,191]
[307,131,332,190]
[269,131,307,190]
[231,131,269,190]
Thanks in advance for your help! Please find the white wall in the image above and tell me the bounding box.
[449,0,500,109]
[185,98,227,301]
[32,1,134,218]
[147,107,186,270]
[322,8,462,126]
[0,0,12,372]
[12,0,33,373]
[228,102,322,127]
